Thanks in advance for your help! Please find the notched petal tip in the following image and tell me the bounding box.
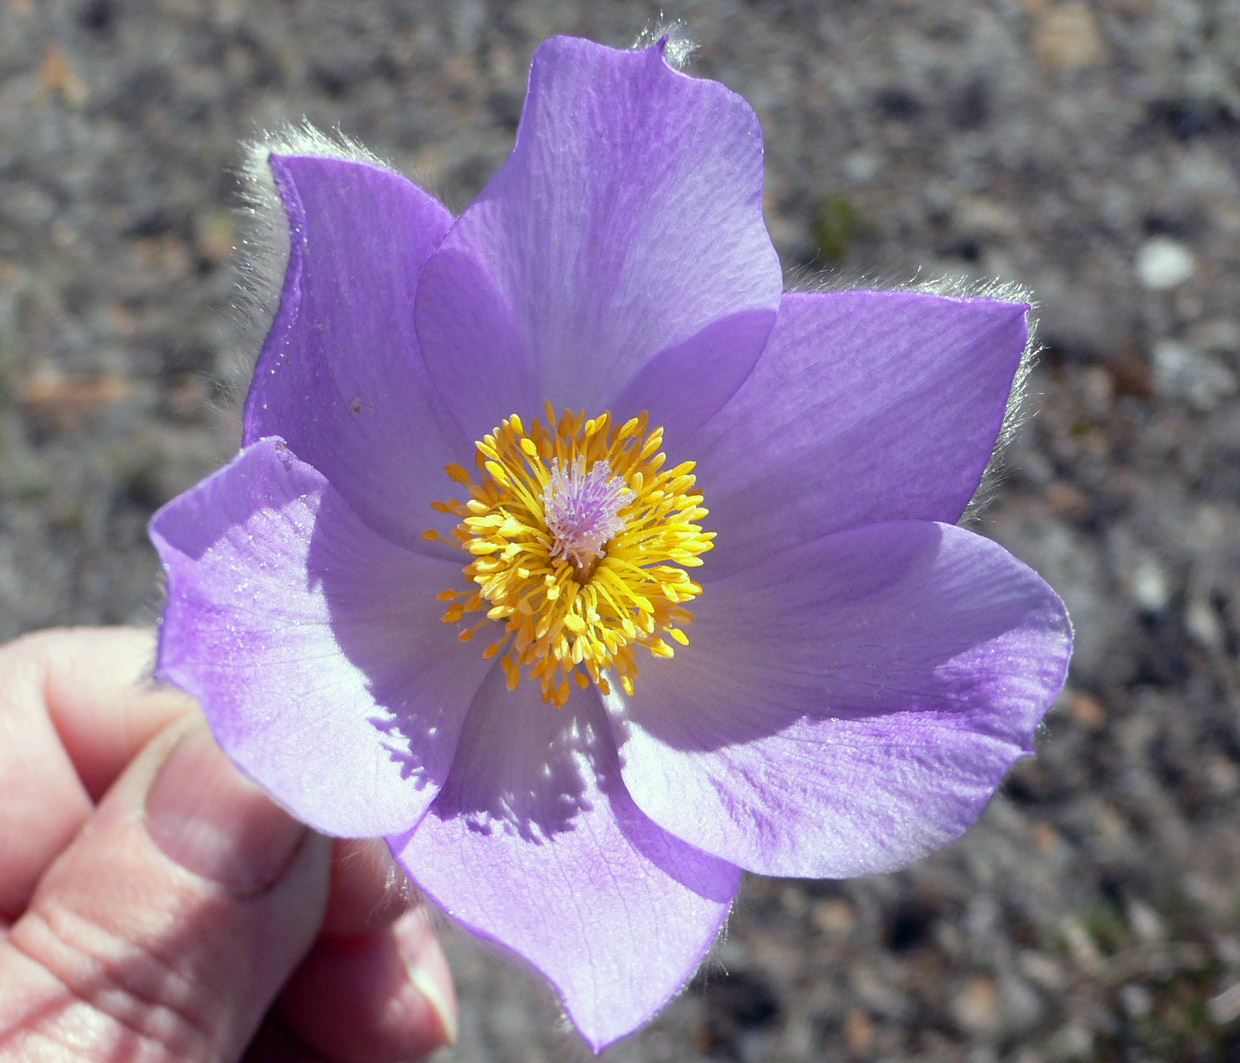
[425,31,779,440]
[632,20,698,69]
[243,120,396,189]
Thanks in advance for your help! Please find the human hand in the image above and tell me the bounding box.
[0,628,456,1062]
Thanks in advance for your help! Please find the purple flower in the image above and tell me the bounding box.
[150,35,1072,1051]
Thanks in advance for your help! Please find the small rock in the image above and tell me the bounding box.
[19,366,130,428]
[843,1008,874,1053]
[1135,238,1196,290]
[1000,972,1045,1032]
[1127,556,1171,615]
[1186,592,1224,649]
[1208,982,1240,1025]
[1126,899,1165,943]
[952,976,999,1035]
[1151,338,1238,409]
[38,42,89,106]
[1187,317,1240,354]
[1120,984,1153,1019]
[811,898,856,935]
[1044,482,1093,520]
[1033,3,1105,72]
[1033,819,1062,851]
[1206,756,1240,797]
[1049,1022,1094,1060]
[1018,949,1066,992]
[1066,691,1105,731]
[843,151,878,183]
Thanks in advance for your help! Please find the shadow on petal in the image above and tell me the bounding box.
[608,521,1070,755]
[420,667,603,844]
[602,522,1070,877]
[610,307,776,450]
[307,486,492,805]
[392,670,741,1051]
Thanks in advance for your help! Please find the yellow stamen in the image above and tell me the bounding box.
[431,404,713,706]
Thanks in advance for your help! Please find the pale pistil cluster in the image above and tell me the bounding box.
[427,403,713,707]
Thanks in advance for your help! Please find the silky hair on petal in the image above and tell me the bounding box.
[632,19,698,69]
[225,122,417,399]
[786,265,1039,524]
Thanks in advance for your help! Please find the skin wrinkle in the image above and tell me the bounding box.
[1,630,454,1061]
[3,903,215,1063]
[36,659,100,809]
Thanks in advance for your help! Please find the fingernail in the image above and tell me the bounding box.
[400,912,459,1048]
[146,725,309,896]
[409,962,458,1049]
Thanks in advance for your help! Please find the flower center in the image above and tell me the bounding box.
[426,403,712,707]
[543,457,633,578]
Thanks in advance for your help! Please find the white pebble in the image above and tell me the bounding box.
[1136,237,1196,289]
[1129,557,1170,614]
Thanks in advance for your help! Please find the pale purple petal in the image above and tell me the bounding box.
[414,36,782,447]
[392,671,739,1051]
[244,154,465,551]
[609,521,1071,878]
[150,438,491,837]
[689,290,1029,575]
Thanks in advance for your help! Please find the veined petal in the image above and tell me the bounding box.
[392,672,739,1051]
[690,290,1029,575]
[244,152,463,552]
[608,521,1071,878]
[150,438,490,837]
[415,35,781,447]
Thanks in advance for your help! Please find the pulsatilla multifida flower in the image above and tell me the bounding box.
[150,34,1072,1051]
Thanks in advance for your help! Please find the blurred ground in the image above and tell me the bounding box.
[2,0,1239,1059]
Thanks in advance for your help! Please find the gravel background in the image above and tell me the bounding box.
[3,0,1239,1060]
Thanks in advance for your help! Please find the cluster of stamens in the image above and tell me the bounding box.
[425,403,712,706]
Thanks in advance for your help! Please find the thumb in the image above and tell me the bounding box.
[0,718,332,1062]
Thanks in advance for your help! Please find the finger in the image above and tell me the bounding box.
[23,627,196,797]
[243,1019,335,1063]
[0,628,194,919]
[0,719,331,1063]
[279,908,457,1063]
[0,640,92,920]
[322,838,415,938]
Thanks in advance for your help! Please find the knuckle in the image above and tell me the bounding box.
[3,896,218,1063]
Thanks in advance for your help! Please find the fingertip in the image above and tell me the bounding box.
[321,838,415,937]
[319,838,421,937]
[280,908,457,1062]
[401,911,457,1050]
[26,626,199,799]
[0,628,195,920]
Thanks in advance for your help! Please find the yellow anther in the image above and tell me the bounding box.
[429,407,713,706]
